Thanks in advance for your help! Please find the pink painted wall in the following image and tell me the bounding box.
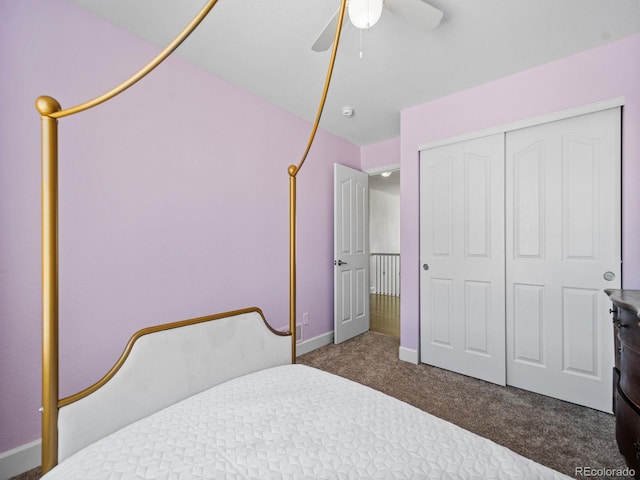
[399,34,640,352]
[361,137,400,171]
[0,0,359,454]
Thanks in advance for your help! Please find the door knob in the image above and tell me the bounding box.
[335,260,347,266]
[603,271,615,281]
[423,263,429,271]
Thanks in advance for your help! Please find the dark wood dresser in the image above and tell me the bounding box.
[607,289,640,477]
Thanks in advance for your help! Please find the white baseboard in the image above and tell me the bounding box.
[399,346,419,365]
[296,331,334,356]
[0,439,40,480]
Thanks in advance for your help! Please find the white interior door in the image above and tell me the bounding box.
[334,164,370,344]
[419,133,506,385]
[506,108,621,413]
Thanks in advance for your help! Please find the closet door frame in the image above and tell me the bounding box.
[417,97,624,409]
[417,97,624,153]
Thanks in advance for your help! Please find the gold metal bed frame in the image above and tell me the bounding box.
[36,0,347,473]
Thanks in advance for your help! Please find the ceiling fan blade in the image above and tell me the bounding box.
[384,0,443,32]
[311,8,341,52]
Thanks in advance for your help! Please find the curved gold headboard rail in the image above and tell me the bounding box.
[58,307,286,408]
[56,307,291,461]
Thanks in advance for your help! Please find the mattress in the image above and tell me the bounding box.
[41,364,571,479]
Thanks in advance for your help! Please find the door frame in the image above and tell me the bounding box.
[417,100,623,410]
[367,164,401,295]
[365,164,401,176]
[418,97,624,152]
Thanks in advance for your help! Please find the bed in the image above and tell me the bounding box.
[40,308,570,479]
[36,1,571,479]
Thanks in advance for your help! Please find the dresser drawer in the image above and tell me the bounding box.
[615,385,640,477]
[614,367,620,413]
[620,342,640,408]
[616,328,622,371]
[619,308,640,352]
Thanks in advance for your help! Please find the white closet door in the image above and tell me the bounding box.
[505,108,621,413]
[420,133,506,385]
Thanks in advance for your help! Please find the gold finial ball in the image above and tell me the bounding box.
[288,165,298,177]
[35,96,62,115]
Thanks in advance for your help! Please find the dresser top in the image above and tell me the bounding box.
[606,289,640,316]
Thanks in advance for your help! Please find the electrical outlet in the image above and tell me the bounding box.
[302,313,309,325]
[296,323,302,342]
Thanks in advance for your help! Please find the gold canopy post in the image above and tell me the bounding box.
[289,0,347,364]
[36,0,220,473]
[36,96,62,473]
[37,0,345,471]
[288,166,298,363]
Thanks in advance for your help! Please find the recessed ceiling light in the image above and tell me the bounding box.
[341,106,354,117]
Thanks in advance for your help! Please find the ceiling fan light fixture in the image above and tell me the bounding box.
[348,0,384,29]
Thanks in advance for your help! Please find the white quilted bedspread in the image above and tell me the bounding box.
[42,365,571,479]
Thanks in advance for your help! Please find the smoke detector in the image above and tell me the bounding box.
[341,106,354,117]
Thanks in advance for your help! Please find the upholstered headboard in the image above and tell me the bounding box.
[57,308,290,461]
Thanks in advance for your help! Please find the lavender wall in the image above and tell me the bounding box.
[361,136,401,171]
[0,0,359,454]
[399,34,640,352]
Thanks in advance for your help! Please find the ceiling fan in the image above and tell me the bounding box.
[311,0,443,52]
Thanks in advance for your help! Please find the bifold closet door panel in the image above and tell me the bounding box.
[505,107,621,413]
[419,133,506,386]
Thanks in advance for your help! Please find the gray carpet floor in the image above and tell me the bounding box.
[12,331,632,479]
[298,331,632,480]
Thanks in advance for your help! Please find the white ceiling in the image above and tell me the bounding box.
[68,0,640,146]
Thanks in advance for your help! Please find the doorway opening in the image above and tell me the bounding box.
[369,169,400,337]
